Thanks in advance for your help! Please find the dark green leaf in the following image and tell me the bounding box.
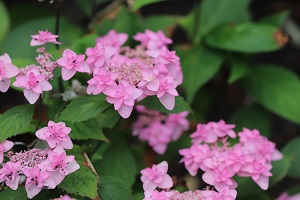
[229,105,272,137]
[236,176,263,196]
[138,96,192,115]
[0,104,35,141]
[269,156,291,186]
[98,176,134,200]
[205,23,281,53]
[58,145,99,199]
[195,0,251,43]
[67,118,109,142]
[180,45,223,103]
[242,65,300,125]
[142,15,176,32]
[0,187,27,200]
[96,139,137,189]
[260,11,289,27]
[239,193,271,200]
[228,59,251,84]
[132,0,168,11]
[71,34,98,54]
[57,95,110,122]
[282,137,300,177]
[0,1,10,44]
[97,107,120,129]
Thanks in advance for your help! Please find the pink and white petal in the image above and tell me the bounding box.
[26,184,42,199]
[158,174,173,189]
[53,146,66,155]
[47,138,60,148]
[60,137,73,149]
[75,61,91,74]
[62,68,76,80]
[143,179,157,192]
[254,175,269,190]
[49,171,65,185]
[2,140,14,151]
[167,87,178,96]
[159,93,175,110]
[40,80,52,91]
[147,79,160,91]
[104,47,117,58]
[56,57,68,67]
[30,39,45,46]
[35,127,48,140]
[15,76,29,87]
[118,33,128,46]
[130,88,143,100]
[94,57,105,68]
[146,50,160,58]
[0,53,12,63]
[43,177,57,189]
[67,160,80,174]
[6,175,20,190]
[106,96,115,104]
[152,144,167,155]
[202,171,215,186]
[63,49,76,58]
[118,104,133,119]
[24,89,40,104]
[0,79,11,92]
[0,153,4,163]
[4,64,19,78]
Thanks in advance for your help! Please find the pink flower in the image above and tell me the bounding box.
[0,161,21,190]
[57,49,91,80]
[276,192,300,200]
[166,111,189,141]
[0,140,14,163]
[104,81,143,118]
[141,161,173,192]
[202,168,237,191]
[53,195,74,200]
[35,121,73,149]
[30,30,61,46]
[23,166,56,199]
[39,146,79,185]
[87,67,117,95]
[147,121,172,154]
[134,30,172,50]
[144,190,174,200]
[157,76,178,110]
[85,43,116,71]
[0,53,19,92]
[96,30,128,50]
[202,186,237,200]
[13,67,52,104]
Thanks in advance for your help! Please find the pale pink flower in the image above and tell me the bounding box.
[0,161,21,190]
[35,121,73,149]
[157,76,178,110]
[0,140,14,163]
[147,121,172,154]
[141,161,173,192]
[166,111,189,141]
[53,195,75,200]
[202,168,237,191]
[85,42,116,71]
[276,192,300,200]
[134,30,172,50]
[23,166,56,199]
[169,190,204,200]
[96,30,128,50]
[202,186,237,200]
[39,146,79,185]
[13,67,52,104]
[144,190,174,200]
[57,49,91,80]
[30,30,61,46]
[104,81,143,118]
[87,67,117,95]
[0,53,20,92]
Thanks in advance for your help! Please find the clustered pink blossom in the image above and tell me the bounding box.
[179,120,282,195]
[132,106,189,154]
[0,121,79,199]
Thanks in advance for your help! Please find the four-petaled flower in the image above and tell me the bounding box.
[0,53,19,92]
[30,30,61,46]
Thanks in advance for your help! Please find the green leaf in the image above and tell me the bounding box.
[228,59,251,84]
[96,139,137,189]
[195,0,251,43]
[260,11,289,27]
[242,65,300,125]
[132,0,168,11]
[67,118,109,142]
[138,96,192,115]
[142,15,176,32]
[180,45,223,103]
[0,187,27,200]
[236,176,263,196]
[58,145,99,199]
[97,107,120,129]
[229,105,272,137]
[205,23,282,53]
[0,104,35,141]
[282,137,300,177]
[98,176,134,200]
[0,1,10,44]
[71,34,98,54]
[0,17,82,60]
[269,156,291,186]
[57,95,110,122]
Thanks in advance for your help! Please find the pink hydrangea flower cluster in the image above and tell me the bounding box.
[179,120,282,195]
[1,30,60,104]
[56,29,182,118]
[0,121,79,199]
[132,106,189,154]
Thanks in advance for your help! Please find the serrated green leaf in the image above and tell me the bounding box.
[96,139,137,189]
[0,104,35,141]
[67,118,109,142]
[260,11,289,27]
[97,107,120,129]
[241,65,300,125]
[98,176,134,200]
[57,95,110,122]
[132,0,168,11]
[269,156,291,186]
[58,145,99,199]
[0,1,10,44]
[195,0,251,43]
[205,23,282,53]
[138,96,192,115]
[180,45,223,103]
[282,137,300,177]
[228,59,251,84]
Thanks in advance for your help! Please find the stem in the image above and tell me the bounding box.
[35,97,43,131]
